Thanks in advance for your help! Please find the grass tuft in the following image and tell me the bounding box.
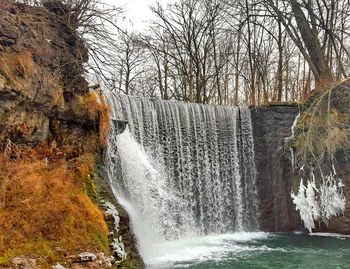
[0,140,109,265]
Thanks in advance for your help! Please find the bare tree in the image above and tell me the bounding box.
[263,0,333,86]
[16,0,124,86]
[108,33,147,95]
[16,0,350,105]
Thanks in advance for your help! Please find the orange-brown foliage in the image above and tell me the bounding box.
[86,92,111,146]
[0,142,109,263]
[0,50,63,109]
[0,50,37,95]
[0,51,36,80]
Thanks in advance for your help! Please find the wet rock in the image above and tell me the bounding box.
[77,252,97,263]
[11,257,37,269]
[96,180,144,268]
[53,264,68,269]
[251,105,303,232]
[113,120,128,135]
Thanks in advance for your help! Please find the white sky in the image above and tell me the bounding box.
[103,0,173,31]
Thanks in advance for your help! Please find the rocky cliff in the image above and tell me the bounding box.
[0,1,90,144]
[0,1,142,268]
[252,91,350,234]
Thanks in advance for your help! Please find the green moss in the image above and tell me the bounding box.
[0,238,61,268]
[88,226,110,253]
[118,259,143,269]
[0,256,11,267]
[86,172,99,202]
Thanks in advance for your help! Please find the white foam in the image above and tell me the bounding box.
[292,231,305,235]
[145,232,272,268]
[310,233,350,240]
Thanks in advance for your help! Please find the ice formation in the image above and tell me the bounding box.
[292,169,346,233]
[112,236,128,261]
[285,111,300,170]
[102,201,127,262]
[104,201,120,233]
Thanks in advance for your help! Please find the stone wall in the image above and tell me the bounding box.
[251,105,302,232]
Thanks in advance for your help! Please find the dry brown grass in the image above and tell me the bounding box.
[0,51,36,82]
[86,91,111,146]
[0,141,109,266]
[0,50,38,99]
[0,50,64,108]
[293,82,350,165]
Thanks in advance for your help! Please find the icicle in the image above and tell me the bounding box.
[292,179,316,233]
[292,167,346,233]
[319,173,346,221]
[285,111,300,171]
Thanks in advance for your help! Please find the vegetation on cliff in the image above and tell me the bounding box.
[290,80,350,232]
[0,1,140,268]
[293,80,350,162]
[0,136,109,266]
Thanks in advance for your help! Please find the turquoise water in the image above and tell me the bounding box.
[146,233,350,269]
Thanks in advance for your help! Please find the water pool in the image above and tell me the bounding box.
[145,232,350,269]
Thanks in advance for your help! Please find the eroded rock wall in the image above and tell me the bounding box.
[0,1,143,267]
[0,0,90,145]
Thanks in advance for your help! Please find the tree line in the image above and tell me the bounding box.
[107,0,350,106]
[14,0,350,105]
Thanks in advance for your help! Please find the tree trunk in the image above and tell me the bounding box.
[289,0,333,87]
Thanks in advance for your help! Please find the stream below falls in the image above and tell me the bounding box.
[146,232,350,269]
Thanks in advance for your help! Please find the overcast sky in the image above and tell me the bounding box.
[103,0,173,31]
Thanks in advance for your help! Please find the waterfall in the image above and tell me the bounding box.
[105,93,260,256]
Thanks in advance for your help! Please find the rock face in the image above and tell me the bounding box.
[251,105,303,231]
[0,0,90,145]
[252,103,350,234]
[97,170,145,269]
[0,1,143,267]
